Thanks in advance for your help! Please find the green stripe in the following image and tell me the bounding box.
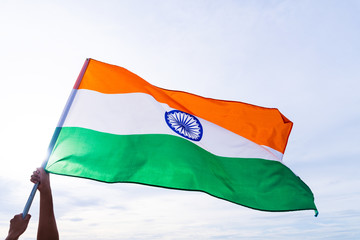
[46,127,317,212]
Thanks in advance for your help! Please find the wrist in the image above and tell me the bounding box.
[39,188,52,197]
[39,184,52,194]
[5,233,19,240]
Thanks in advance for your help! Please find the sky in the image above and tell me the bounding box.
[0,0,359,239]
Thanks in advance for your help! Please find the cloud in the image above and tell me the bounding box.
[1,0,359,239]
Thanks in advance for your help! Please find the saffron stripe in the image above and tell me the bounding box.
[77,59,293,154]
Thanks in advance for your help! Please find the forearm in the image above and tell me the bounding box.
[38,190,59,240]
[5,234,19,240]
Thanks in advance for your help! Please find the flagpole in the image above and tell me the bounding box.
[22,58,90,218]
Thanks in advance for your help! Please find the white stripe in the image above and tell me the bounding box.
[63,89,282,161]
[261,145,284,161]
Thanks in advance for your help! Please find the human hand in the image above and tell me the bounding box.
[30,168,51,194]
[5,214,31,240]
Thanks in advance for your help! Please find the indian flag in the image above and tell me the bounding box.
[45,58,317,214]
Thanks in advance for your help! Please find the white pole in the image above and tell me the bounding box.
[22,58,90,218]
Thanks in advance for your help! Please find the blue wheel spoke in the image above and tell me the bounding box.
[165,110,203,141]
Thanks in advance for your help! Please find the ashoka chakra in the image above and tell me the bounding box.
[164,110,203,141]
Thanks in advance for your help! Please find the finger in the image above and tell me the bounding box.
[30,174,40,180]
[30,179,39,184]
[24,214,31,221]
[31,174,40,179]
[30,176,40,184]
